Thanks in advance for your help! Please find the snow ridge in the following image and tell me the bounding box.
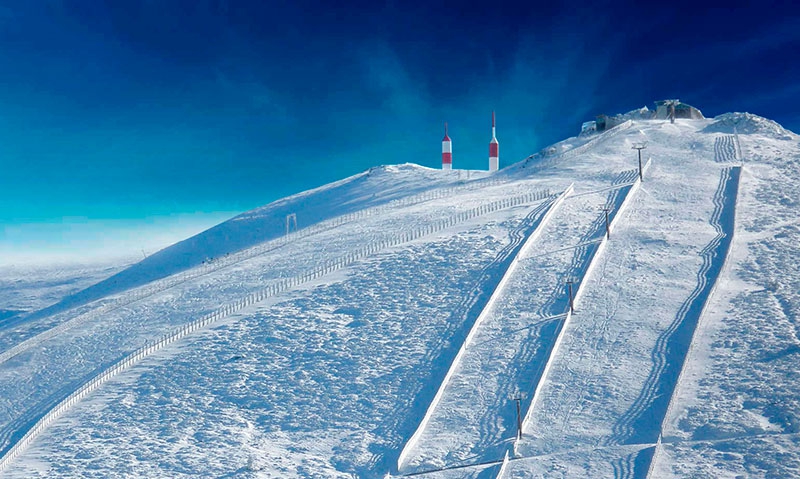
[6,168,509,334]
[704,112,797,139]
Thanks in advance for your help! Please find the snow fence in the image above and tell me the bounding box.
[0,186,556,472]
[0,174,528,369]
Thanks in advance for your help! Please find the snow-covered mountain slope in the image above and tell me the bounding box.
[0,261,129,322]
[0,165,500,366]
[12,165,489,325]
[1,112,798,478]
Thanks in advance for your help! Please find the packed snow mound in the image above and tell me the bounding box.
[703,112,797,139]
[623,105,654,119]
[26,163,477,320]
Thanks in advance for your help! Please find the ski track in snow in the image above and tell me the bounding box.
[395,193,567,474]
[609,166,740,447]
[372,197,557,473]
[2,115,799,478]
[513,122,746,472]
[650,132,800,477]
[0,182,556,476]
[714,135,738,163]
[400,174,639,475]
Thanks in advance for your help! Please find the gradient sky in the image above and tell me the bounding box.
[1,0,799,262]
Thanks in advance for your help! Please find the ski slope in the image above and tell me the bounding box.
[399,174,645,474]
[0,169,555,470]
[650,120,800,478]
[1,111,798,478]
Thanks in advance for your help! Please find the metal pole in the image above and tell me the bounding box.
[603,207,611,239]
[632,144,647,181]
[566,280,574,314]
[514,397,523,440]
[638,149,643,180]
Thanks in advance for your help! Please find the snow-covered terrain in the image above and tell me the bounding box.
[0,261,130,320]
[0,111,798,478]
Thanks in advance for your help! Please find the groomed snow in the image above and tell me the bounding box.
[1,112,798,478]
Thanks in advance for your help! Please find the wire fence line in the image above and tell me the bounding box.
[0,175,530,369]
[0,187,556,473]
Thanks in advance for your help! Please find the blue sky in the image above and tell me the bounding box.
[1,1,798,262]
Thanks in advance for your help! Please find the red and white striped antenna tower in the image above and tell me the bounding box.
[489,111,499,172]
[442,122,452,170]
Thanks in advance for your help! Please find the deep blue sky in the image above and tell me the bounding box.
[1,0,799,261]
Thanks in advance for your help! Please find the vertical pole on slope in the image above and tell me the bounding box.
[286,213,297,236]
[513,396,524,440]
[603,207,611,239]
[639,150,643,180]
[566,279,575,314]
[632,144,647,181]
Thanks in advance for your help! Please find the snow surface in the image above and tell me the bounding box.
[0,261,129,332]
[0,113,798,478]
